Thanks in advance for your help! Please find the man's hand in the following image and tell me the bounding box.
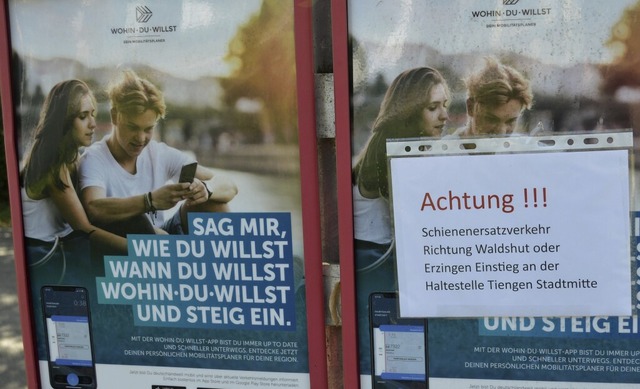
[183,178,211,206]
[150,183,192,210]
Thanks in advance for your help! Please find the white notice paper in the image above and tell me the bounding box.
[390,150,630,318]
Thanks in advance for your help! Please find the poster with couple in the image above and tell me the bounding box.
[335,0,640,388]
[1,1,323,388]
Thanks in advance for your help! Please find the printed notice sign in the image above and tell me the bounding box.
[390,149,630,318]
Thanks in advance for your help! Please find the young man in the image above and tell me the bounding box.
[79,70,237,235]
[458,57,533,136]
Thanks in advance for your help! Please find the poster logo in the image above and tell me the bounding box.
[136,6,152,23]
[110,5,175,44]
[504,0,520,4]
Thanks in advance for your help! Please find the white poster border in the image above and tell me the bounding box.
[387,131,634,157]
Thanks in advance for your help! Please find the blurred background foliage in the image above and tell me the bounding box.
[221,0,297,144]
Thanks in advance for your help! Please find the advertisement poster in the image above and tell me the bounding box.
[7,1,311,388]
[347,0,640,387]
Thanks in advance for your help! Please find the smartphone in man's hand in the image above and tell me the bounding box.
[179,162,198,183]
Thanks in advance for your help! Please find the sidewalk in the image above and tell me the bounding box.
[0,227,27,389]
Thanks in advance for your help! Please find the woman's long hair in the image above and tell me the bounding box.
[21,79,96,195]
[353,67,449,199]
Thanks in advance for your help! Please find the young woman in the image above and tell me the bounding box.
[21,79,127,283]
[20,79,128,360]
[352,67,450,374]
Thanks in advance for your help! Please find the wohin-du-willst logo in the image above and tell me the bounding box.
[136,5,152,23]
[110,5,177,44]
[471,0,552,19]
[469,0,552,29]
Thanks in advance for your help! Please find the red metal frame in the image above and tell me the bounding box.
[331,0,361,387]
[293,0,329,387]
[0,1,40,387]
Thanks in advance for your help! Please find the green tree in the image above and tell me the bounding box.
[221,0,297,144]
[601,2,640,94]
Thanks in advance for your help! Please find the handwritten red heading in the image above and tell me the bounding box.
[420,188,547,214]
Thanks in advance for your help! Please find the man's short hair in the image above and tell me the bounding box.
[465,57,533,110]
[108,70,166,118]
